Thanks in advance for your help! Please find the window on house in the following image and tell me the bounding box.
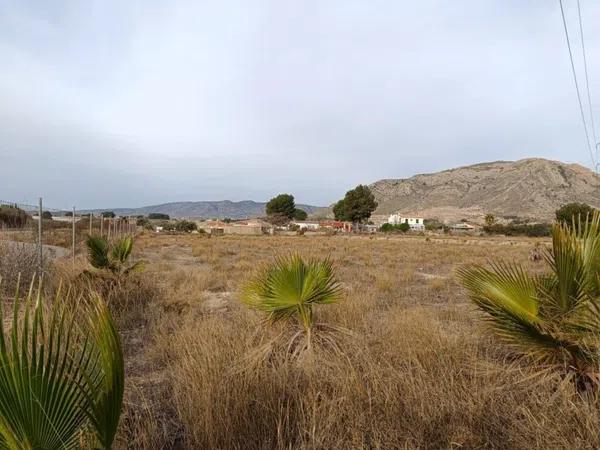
[416,219,419,224]
[404,219,408,224]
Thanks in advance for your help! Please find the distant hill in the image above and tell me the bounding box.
[369,158,600,223]
[84,200,321,219]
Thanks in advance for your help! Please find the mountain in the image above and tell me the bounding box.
[84,200,321,219]
[369,158,600,223]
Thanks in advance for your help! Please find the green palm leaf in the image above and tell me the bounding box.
[86,235,110,270]
[0,277,124,449]
[458,211,600,383]
[241,254,342,331]
[111,236,133,266]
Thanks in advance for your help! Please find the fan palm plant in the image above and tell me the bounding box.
[241,253,342,344]
[86,235,143,276]
[0,276,124,449]
[457,212,600,389]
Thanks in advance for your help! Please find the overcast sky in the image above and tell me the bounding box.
[2,0,600,209]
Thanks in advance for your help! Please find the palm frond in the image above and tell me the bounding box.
[241,254,342,329]
[0,277,124,449]
[111,236,133,266]
[86,235,110,270]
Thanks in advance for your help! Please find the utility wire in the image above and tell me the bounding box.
[559,0,596,167]
[577,0,598,163]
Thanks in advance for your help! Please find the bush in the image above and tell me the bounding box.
[380,223,410,233]
[175,220,198,232]
[0,206,29,228]
[0,241,43,294]
[41,211,53,220]
[484,223,551,237]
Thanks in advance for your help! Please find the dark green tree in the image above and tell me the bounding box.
[333,185,378,223]
[41,211,53,220]
[293,208,308,220]
[555,203,595,227]
[266,194,296,219]
[101,211,116,218]
[148,213,170,220]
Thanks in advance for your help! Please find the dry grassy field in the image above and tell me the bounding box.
[73,231,596,450]
[3,230,600,449]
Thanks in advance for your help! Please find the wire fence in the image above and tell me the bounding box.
[0,198,138,275]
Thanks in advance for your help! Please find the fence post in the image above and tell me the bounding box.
[100,215,103,237]
[38,197,43,276]
[107,217,111,241]
[89,213,92,235]
[72,206,76,266]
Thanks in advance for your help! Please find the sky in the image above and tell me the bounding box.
[2,0,600,209]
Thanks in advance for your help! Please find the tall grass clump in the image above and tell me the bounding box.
[458,212,600,390]
[0,277,124,448]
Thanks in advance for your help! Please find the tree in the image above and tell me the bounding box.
[101,211,116,218]
[555,202,595,227]
[0,280,124,448]
[148,213,170,220]
[484,214,496,226]
[333,185,378,223]
[41,210,53,220]
[293,208,308,220]
[457,212,600,391]
[266,194,296,219]
[241,254,342,346]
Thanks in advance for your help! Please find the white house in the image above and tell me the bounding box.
[290,220,320,230]
[387,214,425,230]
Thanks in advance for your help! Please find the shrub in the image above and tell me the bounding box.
[0,205,29,228]
[0,241,43,294]
[380,223,410,233]
[175,220,198,232]
[458,212,600,390]
[86,235,143,276]
[41,210,53,219]
[484,223,551,237]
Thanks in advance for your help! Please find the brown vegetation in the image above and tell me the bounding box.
[4,230,600,448]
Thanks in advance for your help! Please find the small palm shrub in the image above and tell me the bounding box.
[0,277,124,448]
[458,213,600,390]
[86,235,143,276]
[241,254,342,350]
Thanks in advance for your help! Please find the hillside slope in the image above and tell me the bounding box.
[369,158,600,222]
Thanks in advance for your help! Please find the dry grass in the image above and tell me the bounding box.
[7,231,595,448]
[102,233,600,449]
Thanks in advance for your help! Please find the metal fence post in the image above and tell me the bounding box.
[72,206,76,266]
[38,197,43,276]
[89,213,92,235]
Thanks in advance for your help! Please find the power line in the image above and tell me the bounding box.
[576,0,598,162]
[559,0,596,167]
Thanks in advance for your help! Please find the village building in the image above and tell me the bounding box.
[387,213,425,230]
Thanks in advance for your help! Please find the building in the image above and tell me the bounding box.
[387,214,425,230]
[290,220,321,231]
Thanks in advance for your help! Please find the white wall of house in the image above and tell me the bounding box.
[290,221,320,230]
[387,214,425,230]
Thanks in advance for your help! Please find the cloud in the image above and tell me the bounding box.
[1,0,600,208]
